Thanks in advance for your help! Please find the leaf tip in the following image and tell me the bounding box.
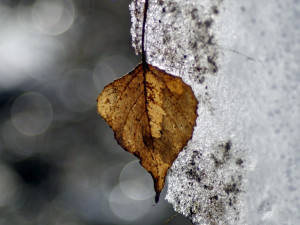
[155,191,161,203]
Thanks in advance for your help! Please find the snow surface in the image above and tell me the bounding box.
[130,0,300,224]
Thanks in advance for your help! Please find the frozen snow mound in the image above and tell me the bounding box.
[130,0,300,224]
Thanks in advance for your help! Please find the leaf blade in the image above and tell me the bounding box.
[97,63,198,202]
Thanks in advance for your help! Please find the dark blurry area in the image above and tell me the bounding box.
[0,0,190,224]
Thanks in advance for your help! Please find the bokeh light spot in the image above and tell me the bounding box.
[2,120,47,156]
[11,92,53,136]
[100,163,124,198]
[108,184,151,221]
[119,160,154,201]
[32,0,76,36]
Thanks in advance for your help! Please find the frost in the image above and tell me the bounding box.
[130,0,300,224]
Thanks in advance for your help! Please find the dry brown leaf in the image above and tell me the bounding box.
[97,63,198,202]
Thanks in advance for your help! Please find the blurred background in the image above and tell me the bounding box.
[0,0,191,224]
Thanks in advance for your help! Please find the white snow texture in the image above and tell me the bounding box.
[130,0,300,224]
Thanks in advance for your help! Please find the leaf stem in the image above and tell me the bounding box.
[142,0,149,68]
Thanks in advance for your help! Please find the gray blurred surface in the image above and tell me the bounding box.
[0,0,191,224]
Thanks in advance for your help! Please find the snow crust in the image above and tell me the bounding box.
[130,0,300,224]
